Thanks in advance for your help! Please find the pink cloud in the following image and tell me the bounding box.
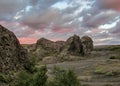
[0,21,17,28]
[52,26,74,33]
[18,37,37,44]
[100,0,120,11]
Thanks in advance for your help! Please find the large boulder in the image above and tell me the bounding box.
[0,25,30,73]
[81,36,93,55]
[62,34,83,55]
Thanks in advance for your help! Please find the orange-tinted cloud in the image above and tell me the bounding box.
[18,37,37,44]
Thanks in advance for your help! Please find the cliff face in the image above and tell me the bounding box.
[0,25,30,73]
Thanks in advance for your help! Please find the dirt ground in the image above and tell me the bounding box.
[45,45,120,86]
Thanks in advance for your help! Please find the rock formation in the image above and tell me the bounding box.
[0,25,30,73]
[36,38,65,52]
[33,34,93,60]
[81,35,93,55]
[33,38,65,60]
[62,34,83,55]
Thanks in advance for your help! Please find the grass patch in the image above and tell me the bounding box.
[94,63,120,76]
[94,68,105,74]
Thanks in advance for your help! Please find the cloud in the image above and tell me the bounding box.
[96,0,120,11]
[18,37,37,44]
[0,21,36,38]
[20,8,60,30]
[82,10,120,28]
[0,0,28,21]
[109,20,120,36]
[52,26,74,33]
[0,0,120,45]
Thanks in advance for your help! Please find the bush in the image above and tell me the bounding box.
[48,67,81,86]
[0,73,6,83]
[0,73,13,84]
[26,52,38,73]
[12,71,31,86]
[30,66,48,86]
[12,66,47,86]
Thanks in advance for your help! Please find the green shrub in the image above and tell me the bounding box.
[0,73,6,83]
[12,66,47,86]
[26,52,37,73]
[0,73,13,84]
[12,71,31,86]
[48,67,81,86]
[30,66,48,86]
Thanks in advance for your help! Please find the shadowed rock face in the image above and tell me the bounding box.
[63,35,83,55]
[0,25,30,73]
[81,36,93,55]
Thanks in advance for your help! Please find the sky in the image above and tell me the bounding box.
[0,0,120,45]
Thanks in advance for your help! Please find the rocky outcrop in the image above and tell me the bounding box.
[36,38,65,52]
[33,38,65,60]
[33,35,93,60]
[62,35,83,55]
[0,25,30,73]
[81,36,93,55]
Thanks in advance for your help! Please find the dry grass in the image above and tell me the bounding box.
[94,62,120,76]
